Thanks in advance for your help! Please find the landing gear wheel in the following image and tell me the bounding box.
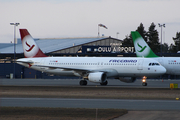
[79,80,87,86]
[100,81,108,86]
[142,82,147,86]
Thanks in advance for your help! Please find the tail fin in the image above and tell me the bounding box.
[131,31,158,58]
[19,29,47,58]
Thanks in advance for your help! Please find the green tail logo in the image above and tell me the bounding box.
[137,43,147,52]
[131,31,158,58]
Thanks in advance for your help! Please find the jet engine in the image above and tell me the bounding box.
[118,77,136,83]
[88,72,107,83]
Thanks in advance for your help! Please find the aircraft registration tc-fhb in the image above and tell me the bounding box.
[16,29,166,86]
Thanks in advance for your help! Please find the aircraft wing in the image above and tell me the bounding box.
[33,65,110,73]
[16,60,34,68]
[16,60,34,64]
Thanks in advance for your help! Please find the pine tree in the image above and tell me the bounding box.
[169,43,177,53]
[162,43,169,53]
[173,32,180,52]
[136,23,147,42]
[147,22,160,53]
[122,33,133,47]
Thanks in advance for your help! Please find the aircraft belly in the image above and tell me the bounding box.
[106,69,119,77]
[117,67,139,77]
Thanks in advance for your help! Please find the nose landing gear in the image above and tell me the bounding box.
[142,76,147,86]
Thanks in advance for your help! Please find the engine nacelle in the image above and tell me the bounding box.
[118,77,136,83]
[88,72,107,83]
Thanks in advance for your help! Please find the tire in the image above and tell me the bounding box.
[83,80,87,85]
[142,82,147,86]
[100,81,108,86]
[79,80,87,86]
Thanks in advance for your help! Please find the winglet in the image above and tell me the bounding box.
[19,29,47,58]
[131,31,158,58]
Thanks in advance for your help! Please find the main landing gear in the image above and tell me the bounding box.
[142,76,147,86]
[100,81,108,86]
[79,80,87,86]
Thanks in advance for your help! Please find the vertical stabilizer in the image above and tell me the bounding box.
[19,29,47,58]
[131,31,158,58]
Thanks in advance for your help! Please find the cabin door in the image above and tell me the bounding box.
[137,59,143,70]
[40,59,46,71]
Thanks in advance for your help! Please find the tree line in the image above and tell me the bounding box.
[122,22,180,53]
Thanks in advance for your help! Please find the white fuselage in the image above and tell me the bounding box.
[153,57,180,75]
[17,57,166,78]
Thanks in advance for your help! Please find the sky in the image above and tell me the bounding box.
[0,0,180,45]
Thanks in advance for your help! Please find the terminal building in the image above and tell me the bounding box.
[0,36,135,79]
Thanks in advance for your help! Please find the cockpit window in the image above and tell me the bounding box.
[149,63,160,66]
[155,63,160,65]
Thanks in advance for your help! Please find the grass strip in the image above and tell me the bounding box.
[1,86,180,100]
[0,107,127,120]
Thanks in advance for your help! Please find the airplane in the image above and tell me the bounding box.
[131,31,180,75]
[16,29,166,86]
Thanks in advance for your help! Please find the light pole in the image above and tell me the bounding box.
[116,32,119,39]
[10,23,20,78]
[158,23,165,56]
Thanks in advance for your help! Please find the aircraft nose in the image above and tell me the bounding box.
[158,66,166,74]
